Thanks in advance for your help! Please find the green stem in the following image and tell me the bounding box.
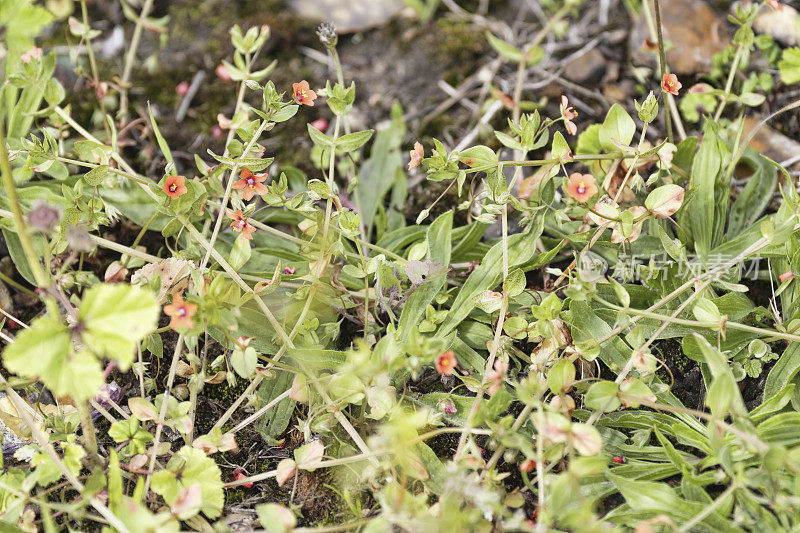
[119,0,154,119]
[80,0,111,140]
[652,0,673,142]
[714,45,743,123]
[0,122,59,317]
[78,401,103,467]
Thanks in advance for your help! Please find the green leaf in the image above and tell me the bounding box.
[256,370,296,443]
[686,120,725,257]
[255,504,296,533]
[436,228,541,337]
[585,380,621,412]
[83,165,111,186]
[486,32,524,62]
[692,297,722,325]
[230,345,257,379]
[228,233,251,270]
[547,359,575,394]
[599,104,636,153]
[778,47,800,84]
[307,123,333,148]
[550,131,572,162]
[644,184,685,218]
[78,284,159,370]
[459,145,499,171]
[2,316,104,400]
[765,343,800,401]
[151,446,224,519]
[335,130,374,153]
[148,103,174,166]
[503,268,526,298]
[398,211,453,340]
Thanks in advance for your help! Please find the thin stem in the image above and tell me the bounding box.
[119,0,155,119]
[652,0,673,142]
[200,114,267,272]
[79,0,111,140]
[78,401,103,467]
[143,333,184,497]
[198,60,258,273]
[679,482,739,532]
[714,45,743,122]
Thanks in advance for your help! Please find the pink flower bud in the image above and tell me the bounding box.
[176,81,190,96]
[310,118,328,131]
[215,64,232,81]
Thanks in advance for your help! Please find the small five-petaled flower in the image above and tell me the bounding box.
[435,350,458,375]
[162,175,188,200]
[661,73,682,96]
[408,142,423,171]
[564,173,598,203]
[164,293,197,331]
[226,209,256,240]
[233,168,269,202]
[293,80,317,106]
[560,95,578,136]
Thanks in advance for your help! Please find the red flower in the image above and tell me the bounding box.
[408,142,423,171]
[780,271,794,283]
[292,80,317,106]
[226,209,256,240]
[564,173,598,203]
[163,293,197,331]
[768,0,782,10]
[612,456,626,464]
[162,175,188,200]
[435,350,458,375]
[560,95,578,136]
[283,267,296,275]
[661,73,682,96]
[232,168,269,202]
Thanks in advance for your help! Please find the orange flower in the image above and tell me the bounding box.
[564,173,598,203]
[164,293,197,330]
[292,80,317,106]
[560,95,578,136]
[162,175,188,200]
[408,142,423,171]
[226,209,256,240]
[768,0,782,10]
[232,168,269,201]
[661,73,681,96]
[435,350,458,375]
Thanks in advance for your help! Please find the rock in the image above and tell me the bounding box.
[743,117,800,166]
[563,48,606,84]
[288,0,406,33]
[753,4,800,46]
[630,0,730,75]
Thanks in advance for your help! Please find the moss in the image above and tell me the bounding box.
[434,18,489,85]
